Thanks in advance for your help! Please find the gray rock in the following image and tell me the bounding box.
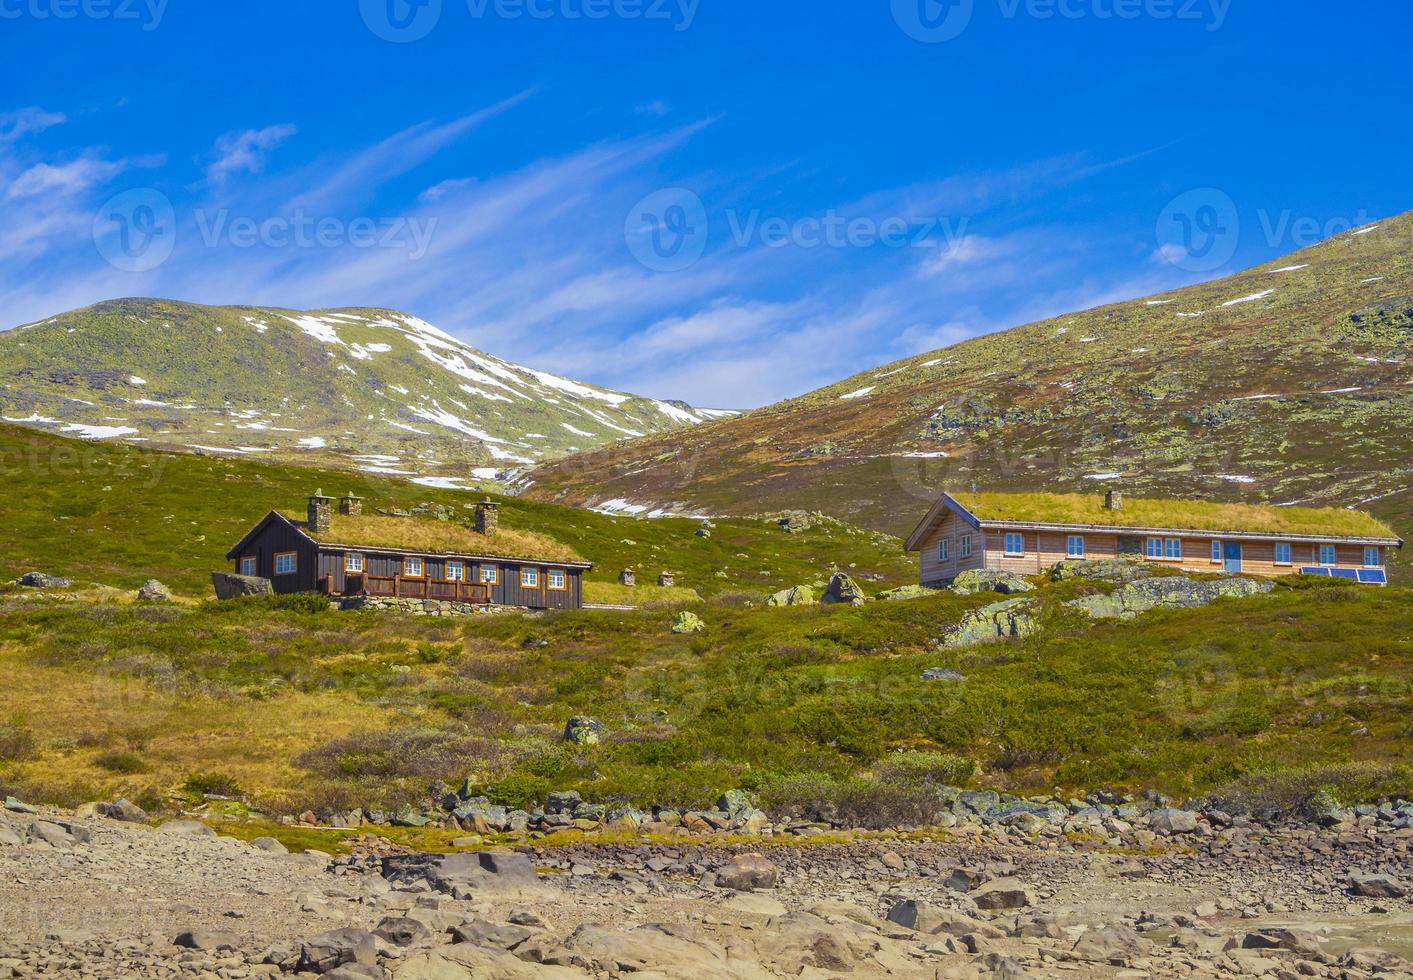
[874,584,937,601]
[1243,928,1322,958]
[1349,873,1406,898]
[717,790,756,816]
[546,790,582,815]
[19,571,72,588]
[922,668,966,682]
[137,579,174,602]
[1067,576,1275,621]
[98,798,148,823]
[373,916,432,947]
[298,928,378,973]
[382,851,541,895]
[210,571,274,600]
[1072,923,1145,964]
[174,929,239,951]
[562,716,603,746]
[250,836,289,854]
[3,796,37,814]
[822,572,867,606]
[448,919,534,950]
[26,821,73,847]
[1149,809,1200,835]
[951,569,1036,596]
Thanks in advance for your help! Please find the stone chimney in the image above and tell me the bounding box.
[474,500,499,537]
[339,492,364,517]
[619,569,636,587]
[657,572,675,588]
[1105,490,1124,512]
[307,489,333,533]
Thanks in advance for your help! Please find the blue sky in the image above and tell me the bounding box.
[2,0,1409,407]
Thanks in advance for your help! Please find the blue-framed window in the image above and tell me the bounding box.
[1319,545,1337,566]
[960,534,972,558]
[1004,532,1024,556]
[1364,547,1381,568]
[1066,535,1085,559]
[1210,540,1222,562]
[1274,543,1292,565]
[1164,538,1183,560]
[274,552,297,576]
[1146,537,1164,559]
[938,538,948,562]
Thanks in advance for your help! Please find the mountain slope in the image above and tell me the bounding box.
[0,298,729,488]
[523,212,1413,556]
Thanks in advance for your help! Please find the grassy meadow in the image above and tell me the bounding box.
[0,423,1409,820]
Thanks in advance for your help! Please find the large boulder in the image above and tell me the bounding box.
[822,572,867,606]
[1067,576,1275,621]
[382,850,541,896]
[1149,808,1200,835]
[297,928,377,974]
[766,585,816,607]
[98,798,148,823]
[1050,558,1152,583]
[1348,873,1406,898]
[714,853,779,891]
[138,579,174,602]
[211,571,274,600]
[951,569,1036,596]
[874,584,937,601]
[943,597,1039,649]
[972,877,1034,910]
[1072,923,1147,965]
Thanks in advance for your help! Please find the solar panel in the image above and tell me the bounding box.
[1332,568,1360,581]
[1357,569,1389,586]
[1300,567,1331,577]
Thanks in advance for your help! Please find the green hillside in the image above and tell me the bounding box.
[523,213,1413,579]
[0,298,729,487]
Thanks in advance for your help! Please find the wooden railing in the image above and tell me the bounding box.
[351,574,489,604]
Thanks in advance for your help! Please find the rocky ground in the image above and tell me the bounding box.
[1,800,1410,979]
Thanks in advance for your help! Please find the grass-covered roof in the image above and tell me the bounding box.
[951,491,1400,541]
[281,512,586,564]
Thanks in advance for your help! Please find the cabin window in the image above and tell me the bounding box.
[1146,537,1164,560]
[1003,533,1024,556]
[239,556,257,576]
[548,569,567,591]
[937,538,948,562]
[447,560,465,581]
[1164,538,1183,560]
[345,553,365,573]
[1364,547,1381,568]
[1211,540,1223,563]
[521,567,540,588]
[1066,535,1085,559]
[274,552,297,576]
[404,557,424,578]
[1274,543,1292,565]
[1319,545,1337,566]
[480,565,499,585]
[960,534,972,558]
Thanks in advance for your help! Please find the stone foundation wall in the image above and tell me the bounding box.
[338,596,526,617]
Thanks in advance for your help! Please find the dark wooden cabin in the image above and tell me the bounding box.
[225,492,591,610]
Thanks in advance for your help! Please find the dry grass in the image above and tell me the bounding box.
[582,582,702,606]
[282,512,584,563]
[951,491,1399,540]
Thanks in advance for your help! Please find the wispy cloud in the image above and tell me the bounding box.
[205,124,297,184]
[0,107,67,144]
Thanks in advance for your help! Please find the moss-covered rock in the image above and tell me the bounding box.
[1050,558,1153,584]
[943,597,1040,648]
[1066,575,1275,620]
[767,585,817,607]
[951,569,1037,596]
[822,573,867,606]
[671,611,707,634]
[874,584,936,601]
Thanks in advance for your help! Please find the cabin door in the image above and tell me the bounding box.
[1223,542,1243,573]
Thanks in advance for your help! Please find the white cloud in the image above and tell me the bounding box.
[206,124,297,183]
[0,108,67,144]
[6,157,127,200]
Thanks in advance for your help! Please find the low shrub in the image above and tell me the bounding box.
[94,750,148,774]
[877,750,977,788]
[0,723,36,762]
[182,772,245,798]
[1215,762,1413,819]
[756,772,943,830]
[294,728,517,782]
